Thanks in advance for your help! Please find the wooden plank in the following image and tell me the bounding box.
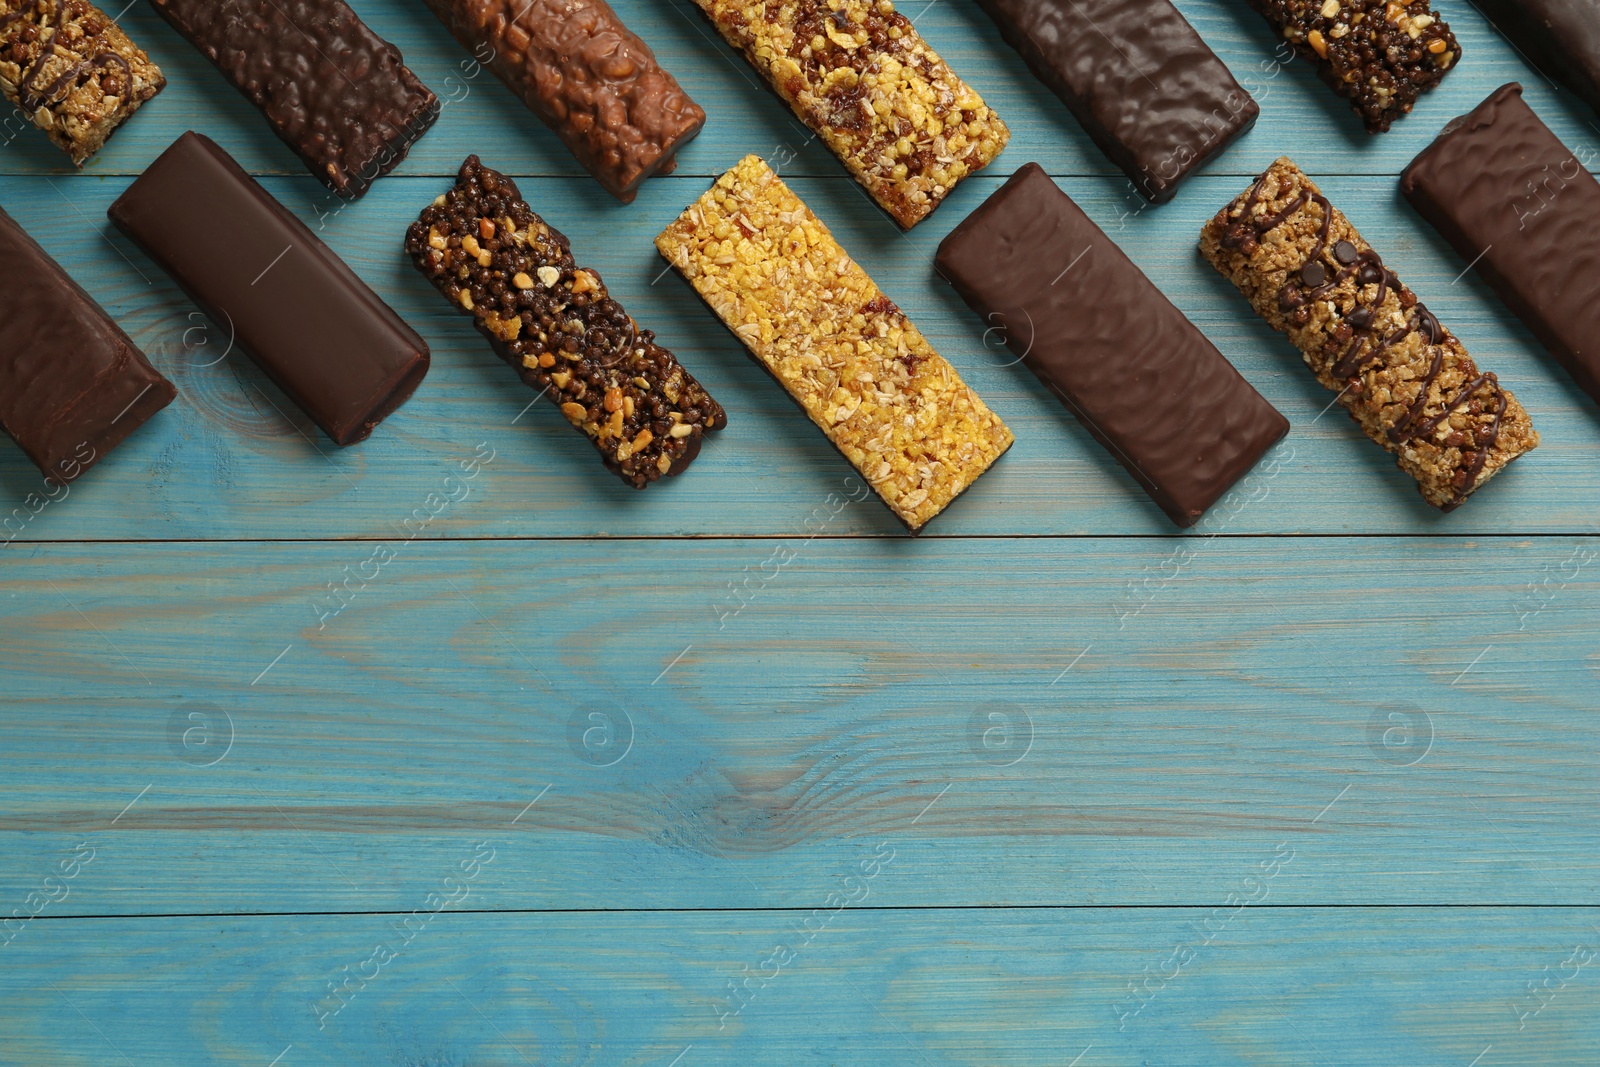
[2,908,1596,1065]
[2,538,1595,913]
[0,172,1596,540]
[0,1,1595,182]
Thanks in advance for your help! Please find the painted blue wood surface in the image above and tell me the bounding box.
[1,0,1598,1063]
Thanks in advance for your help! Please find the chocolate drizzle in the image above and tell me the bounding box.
[1222,167,1511,504]
[8,3,131,111]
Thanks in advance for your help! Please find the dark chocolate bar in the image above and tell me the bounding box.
[935,162,1287,527]
[420,0,704,203]
[1402,83,1600,406]
[147,0,438,199]
[1474,0,1600,118]
[0,204,174,481]
[406,156,725,488]
[0,0,165,165]
[1244,0,1459,132]
[973,0,1256,202]
[108,132,429,446]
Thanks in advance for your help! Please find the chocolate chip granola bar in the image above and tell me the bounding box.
[407,156,726,488]
[656,155,1013,531]
[0,0,164,164]
[1200,157,1537,510]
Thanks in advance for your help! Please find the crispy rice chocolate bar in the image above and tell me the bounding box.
[1244,0,1458,133]
[656,155,1012,531]
[1200,157,1537,510]
[0,0,164,164]
[407,156,725,487]
[690,0,1008,228]
[421,0,704,203]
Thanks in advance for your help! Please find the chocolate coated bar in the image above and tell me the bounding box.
[109,132,429,446]
[657,155,1013,532]
[937,163,1287,526]
[691,0,1008,228]
[1244,0,1458,132]
[407,156,725,487]
[148,0,438,199]
[0,205,174,481]
[1475,0,1600,118]
[1201,157,1537,510]
[973,0,1256,202]
[420,0,703,203]
[1402,83,1600,407]
[0,0,164,164]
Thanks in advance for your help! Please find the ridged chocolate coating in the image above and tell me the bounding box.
[420,0,704,203]
[973,0,1256,202]
[1474,0,1600,119]
[935,163,1288,527]
[147,0,438,199]
[1402,83,1600,406]
[0,205,175,481]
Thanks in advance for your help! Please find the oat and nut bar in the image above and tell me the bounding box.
[973,0,1256,202]
[148,0,438,200]
[0,0,164,165]
[656,155,1013,531]
[938,163,1289,527]
[421,0,704,203]
[0,203,175,481]
[110,132,430,447]
[1402,84,1600,407]
[1200,157,1537,510]
[1244,0,1458,133]
[690,0,1008,228]
[407,156,725,488]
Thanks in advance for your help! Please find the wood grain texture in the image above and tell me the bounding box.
[1,0,1597,1062]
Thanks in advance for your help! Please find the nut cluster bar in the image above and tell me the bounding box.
[690,0,1008,228]
[0,0,164,165]
[421,0,704,203]
[973,0,1256,202]
[1474,1,1600,118]
[656,155,1013,532]
[109,132,430,446]
[1402,84,1600,406]
[0,205,174,481]
[1200,157,1537,510]
[937,163,1288,527]
[1244,0,1458,133]
[406,156,725,488]
[147,0,439,199]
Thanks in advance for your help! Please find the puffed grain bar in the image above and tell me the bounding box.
[1243,0,1458,133]
[656,155,1013,532]
[973,0,1256,202]
[0,0,164,165]
[690,0,1008,228]
[420,0,704,204]
[110,132,430,447]
[0,204,175,481]
[406,156,726,488]
[937,163,1288,527]
[147,0,438,199]
[1200,157,1537,510]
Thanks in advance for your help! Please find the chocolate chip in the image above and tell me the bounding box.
[1333,240,1358,264]
[1301,261,1328,287]
[1347,306,1375,330]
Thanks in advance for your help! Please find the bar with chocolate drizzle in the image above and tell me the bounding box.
[1200,157,1537,510]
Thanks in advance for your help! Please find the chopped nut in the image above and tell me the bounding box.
[513,272,535,289]
[669,422,694,438]
[560,401,587,423]
[458,289,474,310]
[536,265,560,287]
[1307,29,1327,57]
[1319,0,1339,15]
[478,217,496,241]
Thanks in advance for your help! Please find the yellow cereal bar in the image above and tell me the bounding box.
[689,0,1008,228]
[656,155,1013,532]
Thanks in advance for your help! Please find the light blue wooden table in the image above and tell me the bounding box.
[2,0,1597,1063]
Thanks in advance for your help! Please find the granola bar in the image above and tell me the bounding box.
[690,0,1008,228]
[655,155,1013,531]
[0,0,164,165]
[406,156,726,487]
[1244,0,1458,133]
[1200,157,1537,511]
[421,0,704,203]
